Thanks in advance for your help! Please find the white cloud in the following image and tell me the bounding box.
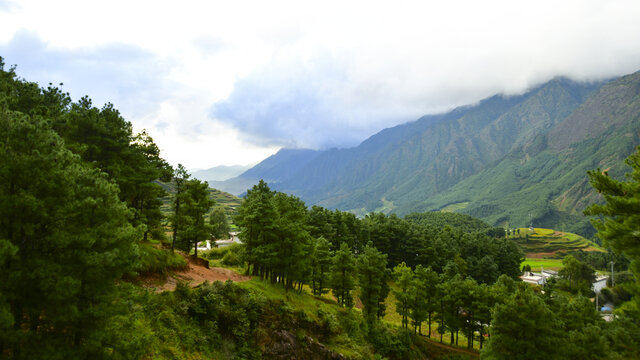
[2,0,640,167]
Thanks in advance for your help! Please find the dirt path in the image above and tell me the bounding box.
[143,257,251,292]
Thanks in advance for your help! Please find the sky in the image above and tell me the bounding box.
[2,0,640,169]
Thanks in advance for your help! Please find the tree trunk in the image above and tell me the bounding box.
[171,198,180,251]
[193,238,198,258]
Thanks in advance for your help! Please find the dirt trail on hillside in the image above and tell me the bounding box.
[144,257,251,292]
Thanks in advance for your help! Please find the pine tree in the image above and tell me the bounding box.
[0,110,138,357]
[171,164,190,251]
[357,242,389,325]
[483,284,563,360]
[273,192,312,291]
[311,237,333,296]
[209,206,230,240]
[585,146,640,283]
[181,178,215,258]
[234,180,279,277]
[412,264,439,336]
[330,242,356,307]
[393,262,414,329]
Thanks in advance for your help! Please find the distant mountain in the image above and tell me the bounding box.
[417,72,640,235]
[190,164,252,182]
[210,149,321,195]
[214,72,640,236]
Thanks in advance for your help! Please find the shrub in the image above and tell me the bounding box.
[136,244,188,275]
[204,246,231,260]
[222,251,242,266]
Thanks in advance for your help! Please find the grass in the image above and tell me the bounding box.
[238,279,332,321]
[384,283,481,352]
[440,201,471,212]
[374,197,397,214]
[521,258,564,271]
[135,243,188,275]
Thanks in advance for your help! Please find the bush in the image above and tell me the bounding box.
[203,246,231,260]
[136,244,188,275]
[222,251,242,266]
[369,323,412,359]
[149,227,169,242]
[203,243,244,262]
[317,307,340,336]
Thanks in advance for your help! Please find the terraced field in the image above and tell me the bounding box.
[509,227,603,256]
[511,227,604,271]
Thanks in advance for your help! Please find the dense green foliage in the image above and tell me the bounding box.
[481,145,640,359]
[482,283,640,359]
[0,60,148,358]
[329,242,357,308]
[136,243,188,276]
[586,145,640,316]
[209,206,231,240]
[310,237,332,297]
[405,212,492,233]
[357,243,390,325]
[557,255,596,294]
[233,180,527,353]
[180,178,215,257]
[235,180,312,291]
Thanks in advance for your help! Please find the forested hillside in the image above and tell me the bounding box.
[218,73,640,236]
[3,57,640,359]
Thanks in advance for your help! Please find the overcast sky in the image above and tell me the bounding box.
[2,0,640,169]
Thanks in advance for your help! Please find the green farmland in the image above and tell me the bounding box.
[521,258,564,271]
[508,227,603,255]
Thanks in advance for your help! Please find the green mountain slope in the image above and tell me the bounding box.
[411,72,640,235]
[215,72,640,236]
[321,78,604,214]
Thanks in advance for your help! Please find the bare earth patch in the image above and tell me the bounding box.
[144,258,251,292]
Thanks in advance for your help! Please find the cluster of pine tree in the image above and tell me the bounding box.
[0,57,222,358]
[0,57,177,357]
[234,180,526,331]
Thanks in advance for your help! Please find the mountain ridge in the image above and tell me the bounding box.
[213,73,640,236]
